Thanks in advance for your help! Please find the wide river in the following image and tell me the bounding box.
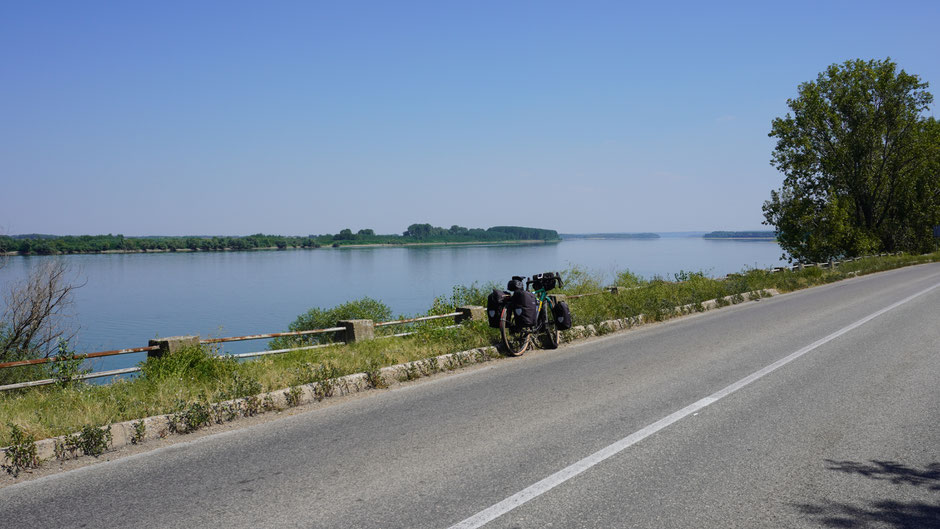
[0,237,784,371]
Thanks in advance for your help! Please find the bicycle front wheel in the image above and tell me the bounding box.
[540,302,559,349]
[500,306,530,356]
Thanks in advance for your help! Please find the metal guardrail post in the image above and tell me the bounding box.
[337,320,374,343]
[147,336,200,358]
[455,306,484,324]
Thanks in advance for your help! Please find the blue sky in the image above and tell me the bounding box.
[2,1,938,236]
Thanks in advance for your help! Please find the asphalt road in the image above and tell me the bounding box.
[3,264,939,528]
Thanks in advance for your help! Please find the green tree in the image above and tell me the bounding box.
[333,229,356,241]
[764,58,940,262]
[403,223,432,239]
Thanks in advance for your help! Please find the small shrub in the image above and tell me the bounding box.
[313,379,335,401]
[77,425,112,457]
[242,395,262,417]
[2,424,40,477]
[48,340,89,389]
[285,386,303,407]
[363,360,387,389]
[615,269,643,288]
[262,394,277,412]
[140,345,235,383]
[54,425,112,459]
[168,399,212,434]
[210,401,239,423]
[269,297,393,349]
[54,437,77,460]
[131,420,146,445]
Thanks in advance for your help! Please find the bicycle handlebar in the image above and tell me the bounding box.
[525,272,563,290]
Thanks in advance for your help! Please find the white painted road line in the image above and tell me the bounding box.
[448,280,940,529]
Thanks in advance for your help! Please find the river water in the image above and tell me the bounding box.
[0,237,784,371]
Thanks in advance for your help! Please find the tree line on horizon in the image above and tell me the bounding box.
[703,231,777,239]
[0,225,560,255]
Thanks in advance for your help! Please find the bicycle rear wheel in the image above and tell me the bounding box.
[500,306,530,356]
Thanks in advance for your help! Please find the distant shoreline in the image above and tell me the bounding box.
[0,239,558,257]
[703,236,777,241]
[702,230,777,241]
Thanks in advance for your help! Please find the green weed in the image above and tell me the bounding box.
[131,419,146,444]
[48,340,89,389]
[55,424,112,459]
[285,386,303,407]
[168,399,212,434]
[363,360,387,389]
[242,395,262,417]
[2,424,40,477]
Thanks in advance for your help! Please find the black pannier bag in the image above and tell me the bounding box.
[552,300,572,330]
[507,275,525,292]
[511,289,538,327]
[486,289,510,328]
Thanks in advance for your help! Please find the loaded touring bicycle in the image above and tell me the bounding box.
[486,272,573,356]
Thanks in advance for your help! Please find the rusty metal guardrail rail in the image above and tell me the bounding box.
[0,310,470,392]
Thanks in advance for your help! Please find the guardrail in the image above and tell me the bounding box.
[0,309,476,392]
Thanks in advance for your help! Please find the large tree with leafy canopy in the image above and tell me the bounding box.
[763,58,940,262]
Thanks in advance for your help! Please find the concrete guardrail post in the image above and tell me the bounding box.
[337,320,374,343]
[608,286,621,294]
[148,335,200,358]
[550,294,567,304]
[455,306,484,324]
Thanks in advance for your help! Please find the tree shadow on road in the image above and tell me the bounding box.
[823,460,940,491]
[796,499,940,528]
[794,460,940,528]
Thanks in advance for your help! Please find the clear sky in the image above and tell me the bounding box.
[2,1,938,236]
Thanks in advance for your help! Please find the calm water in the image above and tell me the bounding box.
[0,238,784,371]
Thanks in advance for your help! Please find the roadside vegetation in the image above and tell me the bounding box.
[2,251,938,453]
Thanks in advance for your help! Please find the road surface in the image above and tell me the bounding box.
[2,263,939,528]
